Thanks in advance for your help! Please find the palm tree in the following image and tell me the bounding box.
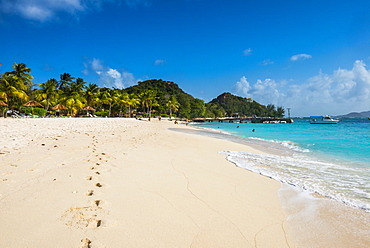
[139,89,158,117]
[4,62,33,98]
[70,78,86,93]
[61,91,86,116]
[58,73,75,93]
[98,88,115,117]
[276,106,285,118]
[126,93,140,118]
[165,95,180,119]
[266,104,276,117]
[114,91,129,117]
[33,78,60,111]
[7,62,33,87]
[84,83,100,108]
[0,74,29,115]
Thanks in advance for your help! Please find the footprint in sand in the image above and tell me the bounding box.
[95,183,102,188]
[93,219,102,228]
[86,190,94,196]
[86,176,92,180]
[95,171,100,175]
[93,200,101,207]
[80,238,91,248]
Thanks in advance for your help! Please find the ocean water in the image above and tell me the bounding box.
[192,118,370,211]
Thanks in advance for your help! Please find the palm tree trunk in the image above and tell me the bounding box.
[119,104,123,117]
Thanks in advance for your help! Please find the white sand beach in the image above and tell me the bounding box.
[0,118,295,247]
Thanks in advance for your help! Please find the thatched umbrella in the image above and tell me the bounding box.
[52,104,67,116]
[23,100,43,116]
[82,106,96,116]
[82,106,96,111]
[52,104,67,110]
[23,100,43,108]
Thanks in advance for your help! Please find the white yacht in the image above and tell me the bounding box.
[309,115,339,124]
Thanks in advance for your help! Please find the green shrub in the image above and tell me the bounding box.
[19,106,47,117]
[95,111,108,117]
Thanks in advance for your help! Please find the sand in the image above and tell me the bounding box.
[0,118,294,248]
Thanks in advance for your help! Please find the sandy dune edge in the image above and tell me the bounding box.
[0,118,294,248]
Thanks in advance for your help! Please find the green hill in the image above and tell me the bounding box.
[209,92,284,117]
[125,79,186,96]
[126,81,285,118]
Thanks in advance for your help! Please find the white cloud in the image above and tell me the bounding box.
[234,60,370,116]
[91,58,105,71]
[290,54,312,61]
[0,0,148,22]
[235,77,280,105]
[18,5,53,22]
[82,58,137,88]
[259,59,274,66]
[235,76,251,96]
[243,48,252,56]
[154,59,166,65]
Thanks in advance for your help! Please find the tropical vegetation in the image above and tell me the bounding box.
[0,62,285,118]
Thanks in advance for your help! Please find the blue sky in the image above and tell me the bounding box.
[1,0,370,116]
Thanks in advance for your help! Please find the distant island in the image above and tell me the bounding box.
[0,62,285,119]
[335,111,370,118]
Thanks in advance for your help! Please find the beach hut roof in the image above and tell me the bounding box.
[22,100,43,107]
[52,104,68,110]
[82,106,96,111]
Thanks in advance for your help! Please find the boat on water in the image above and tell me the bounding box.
[309,115,339,124]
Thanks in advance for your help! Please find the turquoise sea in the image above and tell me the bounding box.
[192,118,370,211]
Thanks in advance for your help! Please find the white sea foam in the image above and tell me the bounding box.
[247,137,310,153]
[191,125,232,135]
[221,150,370,211]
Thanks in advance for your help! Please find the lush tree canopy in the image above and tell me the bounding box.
[0,63,285,118]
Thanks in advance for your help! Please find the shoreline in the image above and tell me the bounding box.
[2,118,368,247]
[189,122,370,247]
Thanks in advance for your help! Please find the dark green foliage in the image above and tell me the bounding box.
[176,93,192,118]
[19,106,47,117]
[125,79,185,96]
[205,103,225,118]
[209,92,284,117]
[95,111,109,117]
[210,92,257,116]
[190,98,206,118]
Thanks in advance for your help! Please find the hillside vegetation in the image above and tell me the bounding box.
[0,62,285,118]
